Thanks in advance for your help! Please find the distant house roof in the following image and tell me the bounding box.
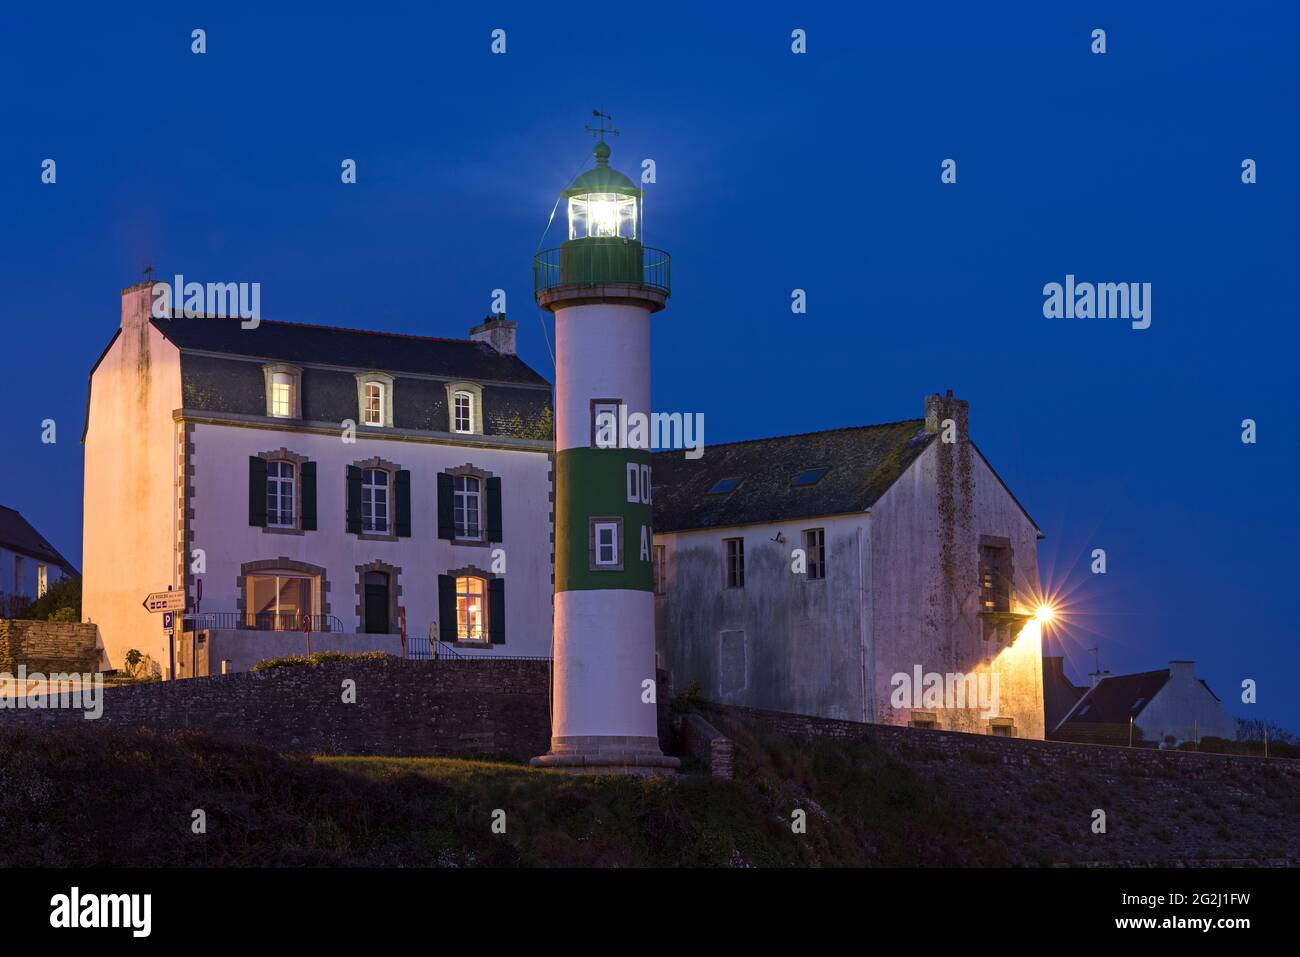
[1042,656,1086,731]
[1058,669,1171,726]
[149,316,550,387]
[0,506,77,576]
[651,420,936,533]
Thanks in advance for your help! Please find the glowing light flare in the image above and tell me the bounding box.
[1034,604,1055,624]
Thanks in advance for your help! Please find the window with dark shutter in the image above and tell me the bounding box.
[300,461,318,531]
[486,476,503,542]
[248,456,268,527]
[437,574,456,642]
[345,466,363,534]
[436,473,454,540]
[394,470,411,537]
[488,578,505,644]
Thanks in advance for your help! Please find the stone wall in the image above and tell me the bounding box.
[0,657,551,761]
[0,620,101,673]
[679,712,734,779]
[707,702,1300,780]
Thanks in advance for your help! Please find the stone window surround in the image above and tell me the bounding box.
[589,516,625,572]
[446,563,495,646]
[354,559,403,635]
[236,557,331,622]
[262,363,303,419]
[446,463,493,547]
[352,455,403,541]
[910,711,939,729]
[257,447,310,536]
[355,371,395,428]
[590,397,622,448]
[445,381,484,435]
[989,716,1016,735]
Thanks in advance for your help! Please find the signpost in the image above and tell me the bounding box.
[142,590,186,614]
[162,611,174,636]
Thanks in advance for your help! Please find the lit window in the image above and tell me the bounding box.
[266,461,296,527]
[803,528,825,580]
[453,391,474,433]
[653,544,666,595]
[568,194,637,240]
[246,574,312,631]
[363,382,385,426]
[454,475,481,540]
[724,537,744,588]
[362,469,389,533]
[456,576,488,641]
[594,522,620,566]
[792,467,828,487]
[270,373,295,418]
[980,544,1012,613]
[37,564,48,598]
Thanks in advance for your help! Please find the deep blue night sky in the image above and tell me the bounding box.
[1,3,1295,727]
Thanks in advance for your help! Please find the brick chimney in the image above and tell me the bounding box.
[924,388,969,436]
[470,314,516,355]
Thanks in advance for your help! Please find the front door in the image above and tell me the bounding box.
[364,571,389,634]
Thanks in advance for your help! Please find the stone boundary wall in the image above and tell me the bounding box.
[0,657,551,761]
[680,712,734,779]
[705,702,1300,779]
[0,620,100,674]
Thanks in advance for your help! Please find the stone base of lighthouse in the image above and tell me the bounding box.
[531,590,679,776]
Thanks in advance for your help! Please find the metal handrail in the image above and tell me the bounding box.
[533,243,670,296]
[188,612,345,633]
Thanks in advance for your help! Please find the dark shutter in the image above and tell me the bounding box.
[486,476,503,542]
[248,456,267,527]
[436,472,454,540]
[438,574,457,642]
[300,461,317,531]
[346,466,363,534]
[394,469,411,537]
[488,578,505,644]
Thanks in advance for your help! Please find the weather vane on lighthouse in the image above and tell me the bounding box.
[585,109,619,143]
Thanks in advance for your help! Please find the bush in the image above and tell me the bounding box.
[671,680,704,716]
[20,576,81,621]
[251,651,391,672]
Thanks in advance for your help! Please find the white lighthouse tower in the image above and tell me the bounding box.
[530,118,678,774]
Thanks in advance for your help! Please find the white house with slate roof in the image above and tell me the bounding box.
[651,392,1048,739]
[83,282,554,677]
[0,505,77,612]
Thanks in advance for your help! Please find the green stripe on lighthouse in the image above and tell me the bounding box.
[555,446,654,592]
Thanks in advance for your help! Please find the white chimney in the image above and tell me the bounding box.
[470,314,516,356]
[1168,660,1195,681]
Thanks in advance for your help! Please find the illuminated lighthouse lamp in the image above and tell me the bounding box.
[565,142,638,239]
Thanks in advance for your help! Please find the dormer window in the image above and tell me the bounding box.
[355,372,394,428]
[445,381,483,435]
[263,364,302,419]
[454,391,473,432]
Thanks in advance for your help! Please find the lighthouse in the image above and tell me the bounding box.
[530,118,679,774]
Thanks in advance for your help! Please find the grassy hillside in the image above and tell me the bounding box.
[1,718,1296,866]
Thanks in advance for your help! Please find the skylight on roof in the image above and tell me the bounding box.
[708,477,742,495]
[792,467,829,487]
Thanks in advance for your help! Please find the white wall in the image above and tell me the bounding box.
[655,513,872,720]
[82,289,183,672]
[0,546,69,604]
[1137,664,1239,745]
[187,421,554,657]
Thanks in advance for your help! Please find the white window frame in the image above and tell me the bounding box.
[270,373,295,418]
[266,460,296,528]
[453,391,474,433]
[803,528,825,580]
[363,382,385,426]
[724,537,745,589]
[362,468,389,533]
[592,399,621,448]
[245,572,315,630]
[455,575,489,642]
[454,474,482,541]
[594,522,620,566]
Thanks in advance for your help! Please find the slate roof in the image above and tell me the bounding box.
[651,420,936,533]
[1059,670,1171,726]
[0,506,77,575]
[150,316,550,386]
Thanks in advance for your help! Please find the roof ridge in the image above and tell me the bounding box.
[154,314,485,349]
[651,418,926,454]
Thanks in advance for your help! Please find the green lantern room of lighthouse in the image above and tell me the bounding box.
[559,140,644,286]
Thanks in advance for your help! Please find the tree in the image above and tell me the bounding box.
[20,575,81,621]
